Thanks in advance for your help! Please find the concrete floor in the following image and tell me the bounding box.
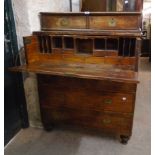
[5,58,151,155]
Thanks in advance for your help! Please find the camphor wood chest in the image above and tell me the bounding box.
[10,12,141,144]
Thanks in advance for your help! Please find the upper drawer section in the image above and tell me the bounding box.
[89,15,140,30]
[40,12,142,31]
[41,14,86,30]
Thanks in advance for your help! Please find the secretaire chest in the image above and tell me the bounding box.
[10,12,141,144]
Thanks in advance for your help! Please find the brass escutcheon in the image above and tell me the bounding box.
[104,99,112,104]
[60,18,69,27]
[108,18,116,27]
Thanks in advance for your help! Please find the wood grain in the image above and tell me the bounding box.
[9,12,142,142]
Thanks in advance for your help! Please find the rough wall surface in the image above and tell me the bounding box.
[12,0,80,128]
[27,0,70,31]
[12,0,31,48]
[72,0,81,12]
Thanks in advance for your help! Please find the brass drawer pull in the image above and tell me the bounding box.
[104,99,112,104]
[102,119,111,124]
[108,18,116,27]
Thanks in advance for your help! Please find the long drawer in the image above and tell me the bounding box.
[38,75,137,93]
[39,86,135,113]
[41,107,132,133]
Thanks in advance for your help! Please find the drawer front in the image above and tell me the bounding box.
[89,15,140,30]
[39,84,134,113]
[38,75,137,93]
[40,13,141,30]
[65,91,134,113]
[41,15,86,30]
[41,107,132,132]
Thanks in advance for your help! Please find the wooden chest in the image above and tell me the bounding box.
[10,12,141,144]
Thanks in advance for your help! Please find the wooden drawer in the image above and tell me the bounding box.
[41,14,86,30]
[89,15,140,30]
[39,85,135,113]
[40,13,141,30]
[41,107,132,132]
[38,75,137,93]
[65,91,134,113]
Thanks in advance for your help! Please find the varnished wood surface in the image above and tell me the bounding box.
[9,12,142,142]
[40,12,142,15]
[41,107,132,132]
[40,12,141,31]
[38,76,135,113]
[33,30,142,37]
[22,35,140,72]
[9,62,139,83]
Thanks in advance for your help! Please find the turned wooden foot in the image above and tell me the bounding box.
[44,124,54,132]
[120,135,130,144]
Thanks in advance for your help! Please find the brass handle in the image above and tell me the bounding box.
[60,18,69,27]
[102,119,111,124]
[108,18,116,27]
[104,99,112,104]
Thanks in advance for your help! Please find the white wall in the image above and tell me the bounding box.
[12,0,80,128]
[27,0,70,32]
[12,0,80,48]
[11,0,31,48]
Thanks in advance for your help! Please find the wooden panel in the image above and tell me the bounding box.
[10,63,139,83]
[41,107,132,133]
[38,75,137,94]
[64,91,134,113]
[39,86,135,113]
[41,14,86,30]
[89,15,140,30]
[93,50,118,57]
[33,30,142,37]
[135,38,141,71]
[81,0,107,12]
[40,12,141,31]
[23,36,40,64]
[136,0,143,12]
[38,75,136,113]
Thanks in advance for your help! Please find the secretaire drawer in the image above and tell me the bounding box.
[37,75,137,93]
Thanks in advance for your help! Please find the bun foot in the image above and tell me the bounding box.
[120,135,130,145]
[44,124,54,132]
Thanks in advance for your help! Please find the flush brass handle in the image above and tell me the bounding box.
[108,18,116,27]
[104,99,112,104]
[60,18,69,27]
[102,119,111,124]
